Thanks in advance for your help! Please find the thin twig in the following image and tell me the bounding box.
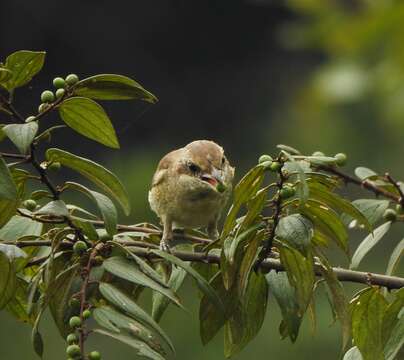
[385,172,404,205]
[319,165,400,203]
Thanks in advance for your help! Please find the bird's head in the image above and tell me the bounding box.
[178,140,234,193]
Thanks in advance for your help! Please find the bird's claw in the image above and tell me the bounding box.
[159,239,172,253]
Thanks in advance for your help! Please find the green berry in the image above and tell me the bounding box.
[73,241,88,253]
[312,151,325,157]
[69,316,81,328]
[23,199,37,211]
[65,74,79,86]
[66,333,78,344]
[280,185,295,199]
[258,154,273,164]
[66,344,81,357]
[53,77,66,88]
[216,182,227,193]
[88,351,101,360]
[41,90,55,103]
[383,208,397,222]
[38,103,48,113]
[335,153,347,166]
[48,162,61,171]
[260,160,273,170]
[25,115,36,122]
[56,88,65,99]
[269,161,282,172]
[99,232,113,242]
[83,309,91,319]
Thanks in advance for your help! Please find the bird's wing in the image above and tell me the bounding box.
[150,148,183,188]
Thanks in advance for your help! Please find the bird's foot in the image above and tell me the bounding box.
[159,238,172,253]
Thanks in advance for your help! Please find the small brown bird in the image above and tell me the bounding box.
[149,140,235,251]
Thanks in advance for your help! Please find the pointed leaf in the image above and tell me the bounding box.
[93,305,166,355]
[73,74,157,103]
[0,215,42,240]
[35,200,69,218]
[3,122,38,154]
[65,182,117,236]
[351,222,392,270]
[386,238,404,276]
[221,165,265,241]
[152,250,224,313]
[351,287,387,360]
[99,283,174,354]
[3,50,45,90]
[103,256,183,309]
[355,167,378,181]
[46,148,130,215]
[152,266,186,323]
[94,328,165,360]
[266,270,302,342]
[276,214,313,255]
[351,199,390,227]
[59,97,119,148]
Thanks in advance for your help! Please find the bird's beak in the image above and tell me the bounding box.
[200,168,226,192]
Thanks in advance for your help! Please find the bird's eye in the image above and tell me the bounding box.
[187,162,200,173]
[221,157,226,165]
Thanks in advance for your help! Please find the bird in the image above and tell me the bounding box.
[148,140,235,251]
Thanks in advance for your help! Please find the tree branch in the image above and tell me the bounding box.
[8,236,403,289]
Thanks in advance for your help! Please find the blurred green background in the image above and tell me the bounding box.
[1,0,404,359]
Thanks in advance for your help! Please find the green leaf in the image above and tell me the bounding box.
[0,155,18,201]
[317,255,351,350]
[301,200,349,254]
[31,312,44,358]
[46,148,130,215]
[221,224,262,290]
[386,238,404,276]
[0,252,17,309]
[241,187,268,230]
[2,122,38,154]
[93,305,166,355]
[3,50,45,90]
[0,67,13,83]
[99,283,174,354]
[224,271,268,358]
[343,347,363,360]
[103,256,183,309]
[152,250,224,314]
[0,215,42,240]
[351,287,387,360]
[266,270,302,342]
[276,214,313,255]
[73,74,158,103]
[0,244,27,261]
[65,182,117,236]
[382,288,404,359]
[6,278,36,325]
[355,167,378,181]
[71,218,99,240]
[152,266,186,323]
[48,255,80,337]
[35,200,69,218]
[111,242,167,288]
[277,144,301,155]
[221,165,265,241]
[199,272,235,345]
[94,328,165,360]
[307,155,337,165]
[59,97,119,148]
[350,199,390,227]
[308,182,371,231]
[351,222,391,270]
[278,242,315,314]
